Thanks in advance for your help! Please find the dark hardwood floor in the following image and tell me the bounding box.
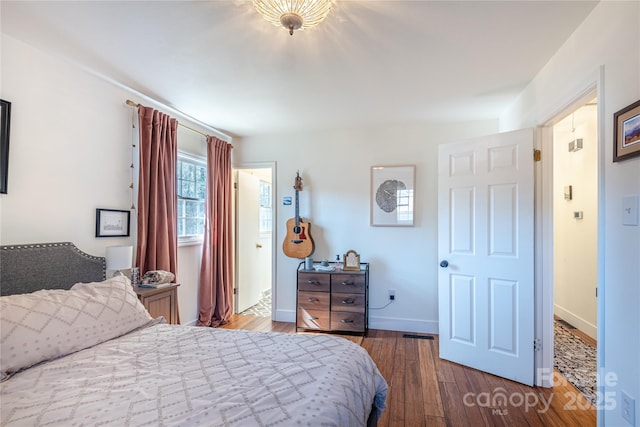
[221,315,596,427]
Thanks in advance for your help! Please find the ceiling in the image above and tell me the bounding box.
[1,1,599,139]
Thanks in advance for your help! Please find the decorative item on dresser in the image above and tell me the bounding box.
[342,249,361,271]
[296,262,369,335]
[283,171,314,258]
[133,283,180,325]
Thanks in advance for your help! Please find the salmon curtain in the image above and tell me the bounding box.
[136,105,178,278]
[197,136,233,327]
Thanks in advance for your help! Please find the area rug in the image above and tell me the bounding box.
[239,292,271,317]
[554,320,597,405]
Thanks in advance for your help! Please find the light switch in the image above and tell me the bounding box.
[622,195,639,226]
[564,185,573,201]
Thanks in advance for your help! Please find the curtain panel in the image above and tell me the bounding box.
[197,136,233,327]
[136,105,178,278]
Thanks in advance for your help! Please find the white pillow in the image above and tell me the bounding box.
[0,276,153,380]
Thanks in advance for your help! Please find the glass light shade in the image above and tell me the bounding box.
[253,0,333,35]
[105,245,133,272]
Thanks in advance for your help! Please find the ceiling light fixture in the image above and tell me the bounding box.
[253,0,333,35]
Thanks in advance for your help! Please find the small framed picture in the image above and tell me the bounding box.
[370,165,415,226]
[342,250,361,271]
[96,208,131,237]
[613,99,640,162]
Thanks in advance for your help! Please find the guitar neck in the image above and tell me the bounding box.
[295,189,300,226]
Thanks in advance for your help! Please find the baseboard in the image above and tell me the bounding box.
[369,315,439,334]
[275,310,440,334]
[275,309,296,323]
[554,304,597,340]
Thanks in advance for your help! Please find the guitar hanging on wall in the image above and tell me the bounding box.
[283,172,314,259]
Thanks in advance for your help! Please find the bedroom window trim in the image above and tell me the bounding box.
[177,151,206,245]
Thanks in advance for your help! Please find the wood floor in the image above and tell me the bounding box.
[222,315,596,427]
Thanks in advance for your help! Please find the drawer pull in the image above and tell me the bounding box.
[309,317,319,320]
[307,280,321,286]
[341,319,354,323]
[341,298,354,305]
[308,297,319,302]
[341,281,354,286]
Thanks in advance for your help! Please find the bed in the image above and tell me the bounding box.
[0,242,387,426]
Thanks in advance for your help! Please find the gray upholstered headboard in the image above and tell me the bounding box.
[0,242,105,296]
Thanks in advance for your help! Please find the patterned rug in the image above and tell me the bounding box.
[239,292,271,317]
[554,320,597,405]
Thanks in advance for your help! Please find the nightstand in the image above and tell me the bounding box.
[133,283,180,324]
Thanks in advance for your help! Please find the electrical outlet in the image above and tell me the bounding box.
[388,289,396,301]
[622,391,636,426]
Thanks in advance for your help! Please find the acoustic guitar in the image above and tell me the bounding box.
[283,172,314,258]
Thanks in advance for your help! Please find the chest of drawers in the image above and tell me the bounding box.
[296,263,369,335]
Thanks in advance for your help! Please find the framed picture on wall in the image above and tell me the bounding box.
[96,208,131,237]
[613,99,640,162]
[370,165,415,227]
[0,99,11,194]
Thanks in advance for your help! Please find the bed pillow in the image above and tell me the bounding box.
[0,276,153,380]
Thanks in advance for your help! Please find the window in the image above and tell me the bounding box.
[396,188,414,222]
[259,180,272,234]
[177,154,206,241]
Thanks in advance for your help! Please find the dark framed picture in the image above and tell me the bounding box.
[1,99,11,194]
[613,99,640,162]
[96,208,131,237]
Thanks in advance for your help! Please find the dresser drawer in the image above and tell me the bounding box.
[330,292,365,313]
[331,311,365,333]
[298,272,330,292]
[331,274,365,294]
[298,291,330,310]
[297,308,330,330]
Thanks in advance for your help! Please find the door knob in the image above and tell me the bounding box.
[440,260,449,268]
[256,243,262,248]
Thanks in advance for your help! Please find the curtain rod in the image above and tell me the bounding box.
[126,99,231,144]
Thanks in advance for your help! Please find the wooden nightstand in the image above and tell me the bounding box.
[133,283,180,324]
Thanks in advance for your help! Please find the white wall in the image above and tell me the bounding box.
[501,2,639,424]
[1,33,499,332]
[1,34,135,255]
[235,120,498,332]
[0,35,211,325]
[553,107,598,339]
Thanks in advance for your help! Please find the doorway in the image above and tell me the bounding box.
[550,98,598,403]
[234,164,275,318]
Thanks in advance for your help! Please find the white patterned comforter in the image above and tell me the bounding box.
[1,324,387,426]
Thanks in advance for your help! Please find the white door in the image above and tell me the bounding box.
[236,170,265,313]
[438,128,535,386]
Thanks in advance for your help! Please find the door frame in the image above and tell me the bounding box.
[232,161,277,320]
[535,65,605,416]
